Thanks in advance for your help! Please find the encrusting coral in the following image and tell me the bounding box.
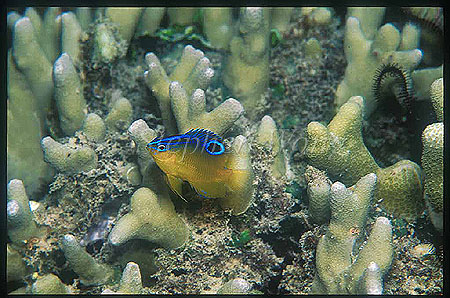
[421,78,443,232]
[311,173,394,294]
[305,96,424,220]
[108,187,189,249]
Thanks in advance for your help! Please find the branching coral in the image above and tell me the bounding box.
[421,78,443,232]
[108,187,189,249]
[102,262,146,294]
[311,173,394,294]
[145,45,239,134]
[305,96,424,220]
[335,9,424,116]
[61,234,116,285]
[41,136,98,174]
[7,179,45,244]
[256,115,287,178]
[223,7,271,118]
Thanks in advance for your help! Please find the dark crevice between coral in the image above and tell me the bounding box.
[257,214,307,294]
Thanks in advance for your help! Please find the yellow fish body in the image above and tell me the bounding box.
[146,128,248,200]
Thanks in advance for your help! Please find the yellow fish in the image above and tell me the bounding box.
[146,128,249,201]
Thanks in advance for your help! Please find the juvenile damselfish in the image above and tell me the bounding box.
[146,128,251,201]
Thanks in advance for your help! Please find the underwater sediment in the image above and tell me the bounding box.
[7,7,443,294]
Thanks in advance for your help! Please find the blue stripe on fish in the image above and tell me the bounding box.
[147,128,226,155]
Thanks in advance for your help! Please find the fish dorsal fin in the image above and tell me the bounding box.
[183,128,223,142]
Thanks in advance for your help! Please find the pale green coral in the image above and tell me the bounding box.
[29,274,73,294]
[12,16,53,120]
[127,119,166,194]
[218,135,255,215]
[305,96,424,220]
[7,179,44,244]
[167,7,198,26]
[302,7,333,26]
[376,160,424,221]
[61,12,83,66]
[41,136,97,174]
[144,45,215,133]
[311,173,394,294]
[135,7,166,37]
[223,7,271,118]
[7,244,28,282]
[304,37,323,59]
[53,53,87,136]
[335,11,423,116]
[256,115,286,178]
[102,262,145,294]
[271,7,294,33]
[422,122,443,232]
[61,234,115,285]
[105,7,143,44]
[169,81,243,134]
[304,166,331,224]
[202,7,233,50]
[105,91,133,132]
[7,51,53,195]
[108,187,189,249]
[429,77,443,121]
[82,113,106,142]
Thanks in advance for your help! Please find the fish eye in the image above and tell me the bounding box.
[157,144,166,151]
[206,140,225,155]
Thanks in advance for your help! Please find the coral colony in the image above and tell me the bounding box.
[7,7,443,294]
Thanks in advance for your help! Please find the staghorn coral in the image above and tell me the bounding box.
[311,173,394,294]
[41,136,98,174]
[223,7,271,118]
[421,78,443,232]
[218,135,255,215]
[61,234,116,285]
[108,187,189,249]
[202,7,233,50]
[53,53,87,136]
[169,81,244,135]
[102,262,147,294]
[304,165,331,225]
[305,96,424,220]
[335,9,423,116]
[7,179,45,244]
[144,45,216,134]
[7,244,28,282]
[29,274,73,294]
[256,115,287,179]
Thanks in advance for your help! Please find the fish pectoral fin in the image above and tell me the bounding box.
[166,174,188,202]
